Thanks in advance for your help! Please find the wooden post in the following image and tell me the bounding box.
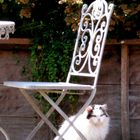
[121,44,130,140]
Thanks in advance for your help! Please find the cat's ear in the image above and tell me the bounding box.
[101,104,107,111]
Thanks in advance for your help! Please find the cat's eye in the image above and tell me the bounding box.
[100,107,103,110]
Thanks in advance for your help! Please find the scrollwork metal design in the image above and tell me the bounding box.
[0,21,15,39]
[70,0,114,80]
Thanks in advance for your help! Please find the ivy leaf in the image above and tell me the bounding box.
[0,0,4,3]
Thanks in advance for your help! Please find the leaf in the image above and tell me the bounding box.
[0,0,4,3]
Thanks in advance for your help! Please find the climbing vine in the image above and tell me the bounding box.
[29,8,79,115]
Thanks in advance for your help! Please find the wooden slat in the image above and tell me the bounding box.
[106,39,140,46]
[1,38,140,46]
[0,38,33,45]
[130,120,140,140]
[0,38,33,50]
[121,44,130,140]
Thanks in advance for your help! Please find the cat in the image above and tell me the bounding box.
[54,104,110,140]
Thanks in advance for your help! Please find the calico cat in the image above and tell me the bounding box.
[54,104,110,140]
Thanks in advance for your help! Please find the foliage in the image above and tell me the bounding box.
[30,30,74,82]
[1,0,140,39]
[110,1,140,39]
[58,0,140,39]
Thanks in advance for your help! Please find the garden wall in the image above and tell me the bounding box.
[0,38,140,140]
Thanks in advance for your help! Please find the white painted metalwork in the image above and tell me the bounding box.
[68,0,114,88]
[3,0,114,139]
[0,21,15,39]
[0,20,15,140]
[0,127,10,140]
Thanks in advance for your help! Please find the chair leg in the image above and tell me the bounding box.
[20,88,96,140]
[61,89,96,140]
[0,127,10,140]
[40,88,96,140]
[19,89,61,140]
[24,91,67,140]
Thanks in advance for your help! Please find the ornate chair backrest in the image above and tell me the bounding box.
[67,0,114,88]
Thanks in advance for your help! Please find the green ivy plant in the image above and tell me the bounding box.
[30,18,79,116]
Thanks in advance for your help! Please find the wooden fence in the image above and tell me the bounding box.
[106,39,140,140]
[0,38,140,140]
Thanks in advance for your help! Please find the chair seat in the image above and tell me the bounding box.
[4,81,93,90]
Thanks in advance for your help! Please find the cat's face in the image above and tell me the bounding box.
[85,104,109,125]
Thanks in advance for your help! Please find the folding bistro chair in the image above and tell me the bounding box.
[3,0,114,139]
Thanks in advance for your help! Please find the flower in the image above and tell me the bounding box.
[20,7,31,18]
[16,0,29,4]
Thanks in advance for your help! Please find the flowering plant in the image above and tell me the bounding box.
[0,0,140,38]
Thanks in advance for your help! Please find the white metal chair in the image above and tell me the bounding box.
[3,0,114,139]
